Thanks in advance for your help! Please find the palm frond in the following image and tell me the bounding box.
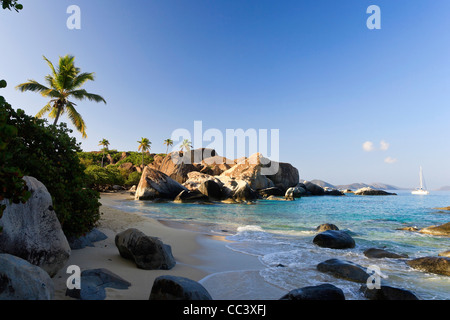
[66,102,87,138]
[69,89,106,104]
[72,72,95,89]
[35,103,53,119]
[42,56,57,77]
[56,55,78,91]
[16,80,51,94]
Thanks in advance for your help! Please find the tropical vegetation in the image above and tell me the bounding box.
[98,138,110,167]
[137,137,151,167]
[180,139,192,152]
[163,138,173,154]
[16,55,106,138]
[3,103,101,238]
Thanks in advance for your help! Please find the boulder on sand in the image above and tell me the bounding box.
[115,228,176,270]
[149,275,212,300]
[134,167,188,200]
[66,268,131,300]
[0,176,70,277]
[0,253,54,300]
[313,230,355,249]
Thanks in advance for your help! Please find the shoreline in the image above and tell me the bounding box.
[52,192,287,300]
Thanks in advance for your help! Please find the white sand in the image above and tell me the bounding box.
[52,192,286,300]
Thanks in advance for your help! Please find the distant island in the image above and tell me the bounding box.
[308,180,407,191]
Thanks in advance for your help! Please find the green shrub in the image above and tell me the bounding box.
[125,171,142,186]
[84,165,125,189]
[5,104,101,238]
[0,81,31,226]
[116,152,153,167]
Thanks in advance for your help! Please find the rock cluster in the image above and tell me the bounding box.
[135,150,300,203]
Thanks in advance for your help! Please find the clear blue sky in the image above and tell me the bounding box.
[1,0,450,189]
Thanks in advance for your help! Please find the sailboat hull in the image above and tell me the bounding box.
[411,189,429,195]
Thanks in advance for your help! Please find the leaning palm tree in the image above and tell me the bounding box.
[137,137,151,167]
[98,138,110,167]
[163,138,173,155]
[16,54,106,138]
[180,139,192,152]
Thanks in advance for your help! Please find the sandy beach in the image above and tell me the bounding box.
[52,192,286,300]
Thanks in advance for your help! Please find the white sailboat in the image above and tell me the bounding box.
[411,166,429,195]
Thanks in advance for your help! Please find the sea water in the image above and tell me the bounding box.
[109,191,450,300]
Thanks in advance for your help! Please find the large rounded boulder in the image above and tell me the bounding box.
[313,230,355,249]
[115,228,176,270]
[0,176,70,277]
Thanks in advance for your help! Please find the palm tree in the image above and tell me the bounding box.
[137,138,151,167]
[98,139,110,167]
[180,139,192,152]
[16,54,106,138]
[163,138,173,155]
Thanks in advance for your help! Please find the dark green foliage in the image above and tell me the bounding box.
[78,151,153,167]
[5,104,101,238]
[115,152,153,167]
[1,0,23,11]
[125,171,142,187]
[84,165,125,189]
[0,80,31,225]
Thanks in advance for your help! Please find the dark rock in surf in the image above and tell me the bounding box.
[317,258,369,283]
[280,283,345,300]
[313,230,355,249]
[359,284,419,300]
[363,248,408,259]
[406,256,450,276]
[316,223,339,232]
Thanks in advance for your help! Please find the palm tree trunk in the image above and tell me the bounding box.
[166,145,169,155]
[142,151,144,168]
[53,102,64,126]
[101,152,104,168]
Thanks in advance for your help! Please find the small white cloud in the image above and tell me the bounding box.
[384,156,397,164]
[380,140,389,151]
[362,141,375,152]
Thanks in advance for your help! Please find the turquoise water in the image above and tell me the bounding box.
[109,191,450,300]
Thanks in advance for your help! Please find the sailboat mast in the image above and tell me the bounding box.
[419,166,423,189]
